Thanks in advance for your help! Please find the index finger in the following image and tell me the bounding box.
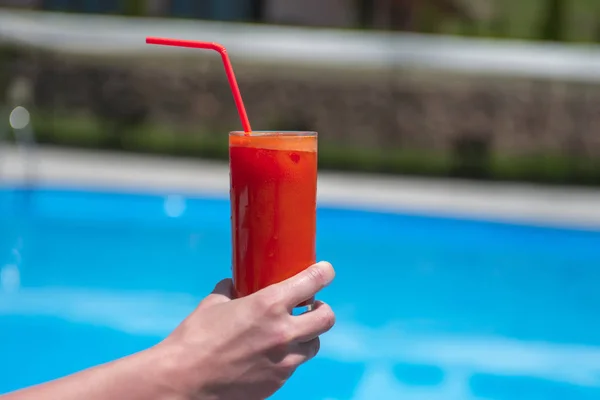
[276,262,335,310]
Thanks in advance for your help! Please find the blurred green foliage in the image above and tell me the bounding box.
[539,0,566,42]
[9,0,598,44]
[3,2,600,185]
[424,0,600,43]
[23,111,600,186]
[122,0,146,16]
[0,47,18,105]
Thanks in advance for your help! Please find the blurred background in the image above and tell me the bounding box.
[0,0,600,182]
[1,1,600,400]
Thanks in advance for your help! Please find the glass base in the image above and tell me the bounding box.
[292,303,315,316]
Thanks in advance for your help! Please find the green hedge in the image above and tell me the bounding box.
[438,0,600,44]
[15,111,598,186]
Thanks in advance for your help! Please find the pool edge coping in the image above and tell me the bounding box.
[2,145,600,230]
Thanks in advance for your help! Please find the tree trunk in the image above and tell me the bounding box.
[539,0,566,42]
[357,0,374,28]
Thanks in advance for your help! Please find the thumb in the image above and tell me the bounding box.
[198,278,234,309]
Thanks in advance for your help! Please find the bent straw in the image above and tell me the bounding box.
[146,37,252,134]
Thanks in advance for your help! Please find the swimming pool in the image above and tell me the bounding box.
[1,185,600,400]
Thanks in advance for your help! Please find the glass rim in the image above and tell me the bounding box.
[229,131,317,137]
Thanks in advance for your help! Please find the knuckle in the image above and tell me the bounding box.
[310,338,321,358]
[279,356,300,373]
[308,262,334,288]
[317,305,336,331]
[307,265,327,288]
[254,290,282,313]
[270,322,294,347]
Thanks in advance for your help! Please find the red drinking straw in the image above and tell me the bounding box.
[146,37,252,134]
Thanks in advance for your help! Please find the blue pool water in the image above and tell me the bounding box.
[1,185,600,399]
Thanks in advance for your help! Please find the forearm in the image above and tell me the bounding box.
[1,347,183,400]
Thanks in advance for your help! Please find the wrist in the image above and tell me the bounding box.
[137,345,192,400]
[146,342,215,400]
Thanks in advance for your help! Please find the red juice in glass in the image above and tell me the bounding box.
[229,131,317,306]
